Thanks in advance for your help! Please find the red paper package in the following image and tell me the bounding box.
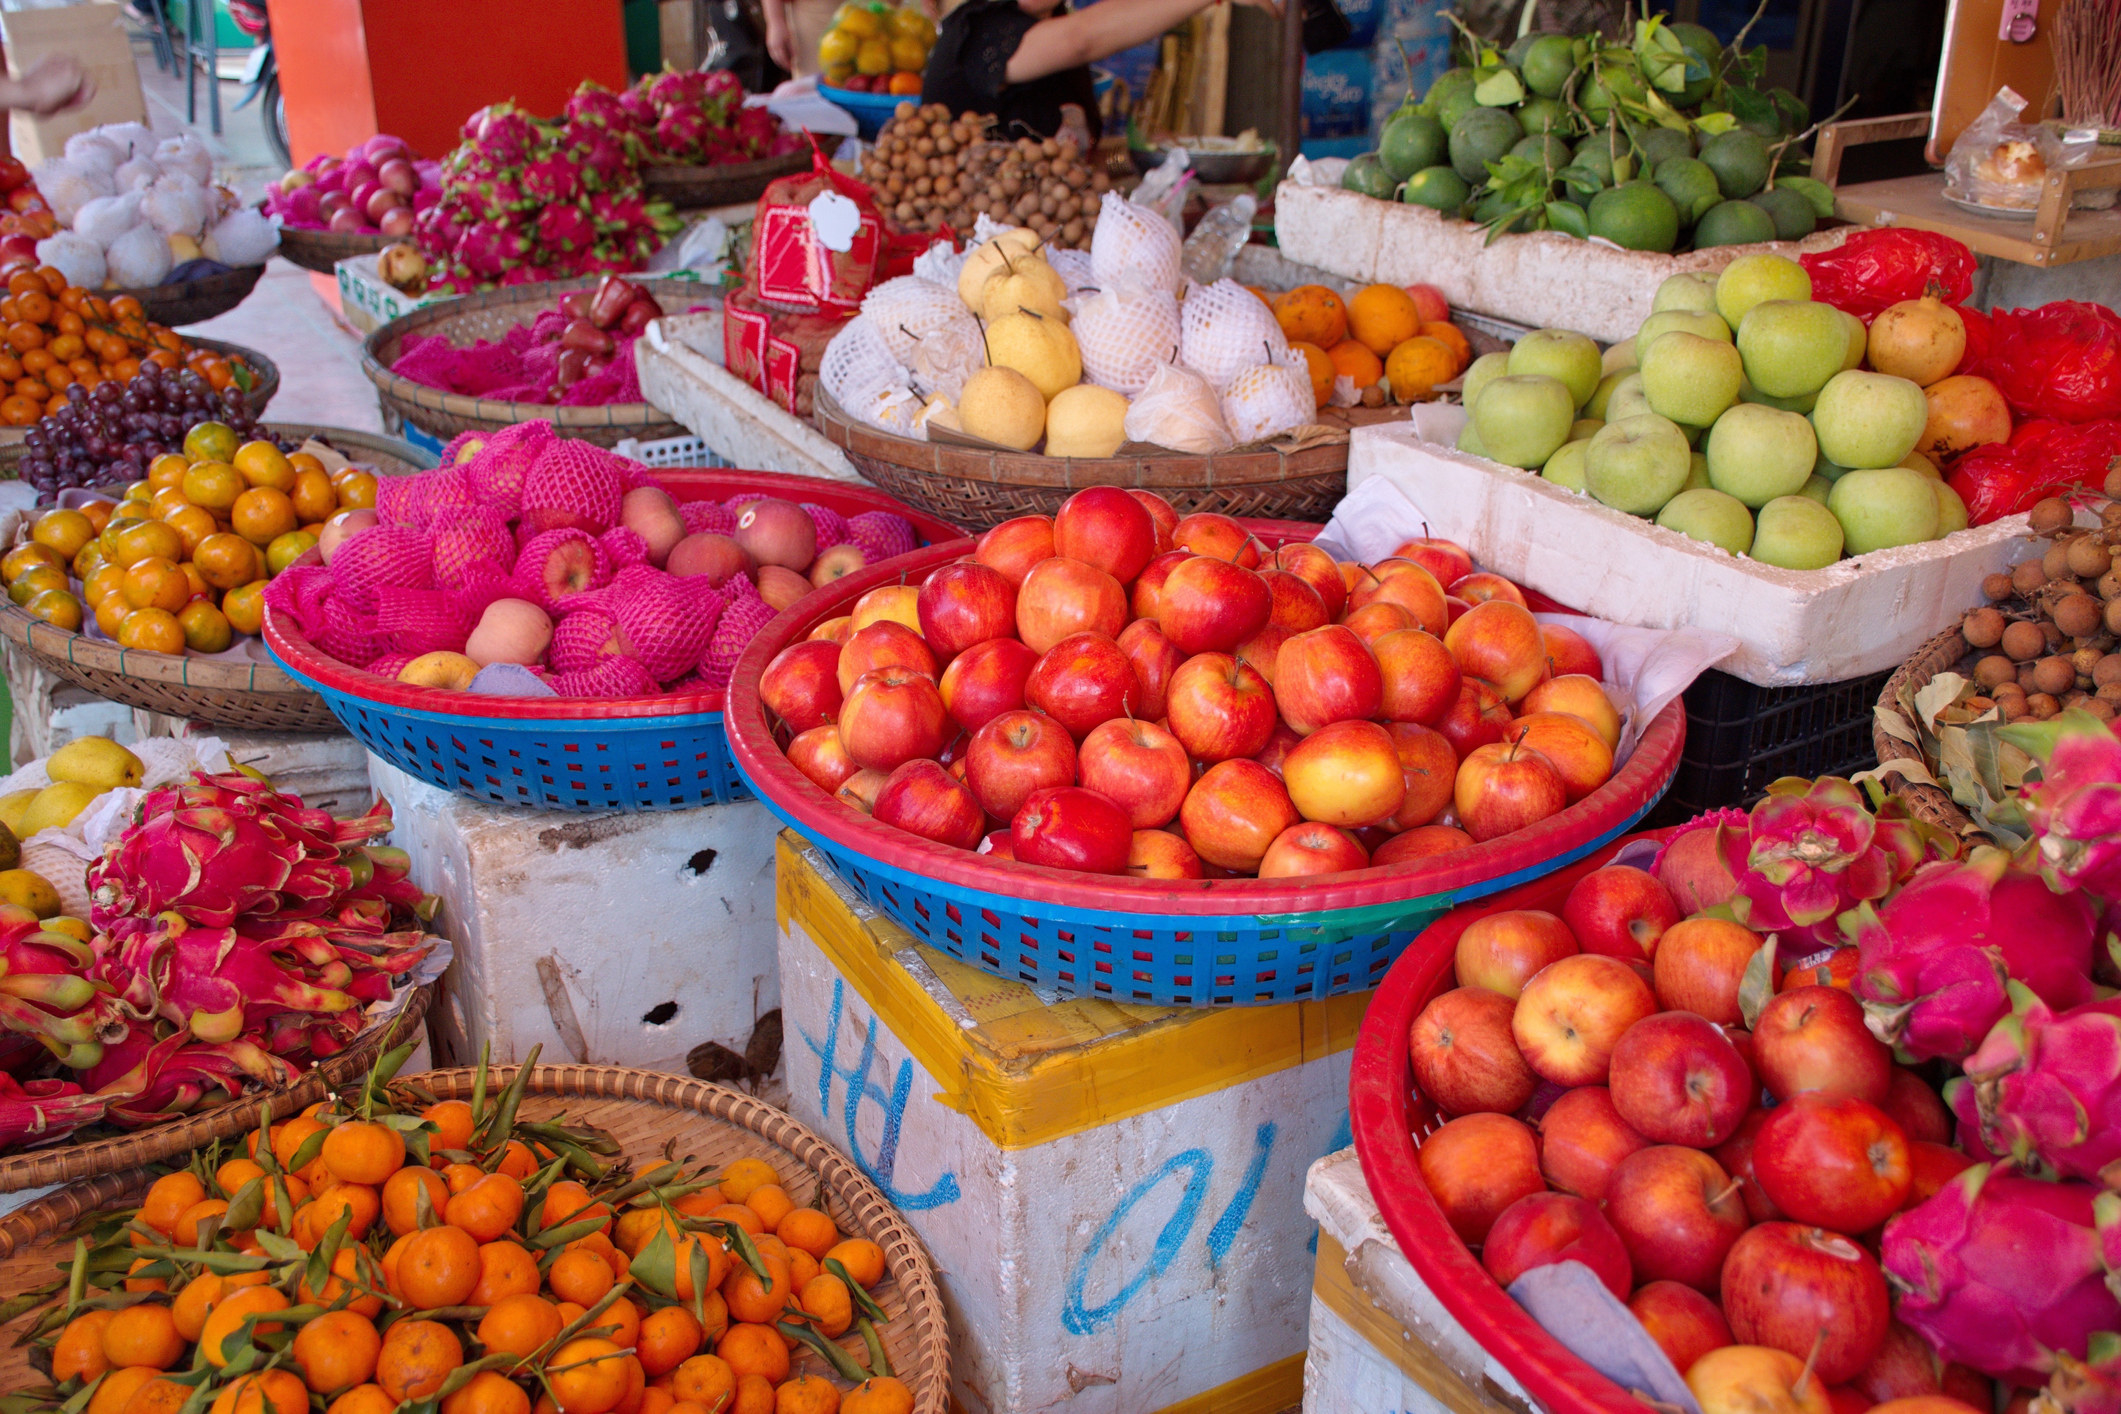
[722,286,848,417]
[748,141,884,315]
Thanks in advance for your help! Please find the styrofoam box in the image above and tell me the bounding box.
[1344,417,2034,687]
[1273,183,1853,345]
[367,758,780,1074]
[777,831,1363,1414]
[334,254,454,336]
[634,315,861,483]
[1304,1147,1536,1414]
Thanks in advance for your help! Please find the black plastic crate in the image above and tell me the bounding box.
[1647,666,1892,827]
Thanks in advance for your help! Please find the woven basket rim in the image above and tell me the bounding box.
[119,263,267,304]
[1874,624,1986,840]
[641,148,811,202]
[0,604,318,696]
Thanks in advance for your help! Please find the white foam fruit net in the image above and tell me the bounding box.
[862,275,970,364]
[1182,279,1290,392]
[820,315,911,421]
[1075,278,1182,397]
[1123,361,1235,455]
[1049,247,1096,295]
[1090,191,1182,295]
[907,314,987,403]
[1222,356,1316,445]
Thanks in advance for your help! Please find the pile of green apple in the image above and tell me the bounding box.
[1455,253,1959,571]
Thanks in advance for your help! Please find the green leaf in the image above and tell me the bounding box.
[224,1179,264,1235]
[1777,175,1835,217]
[824,1258,891,1324]
[1545,201,1589,238]
[628,1227,681,1300]
[1474,69,1525,107]
[1737,936,1780,1029]
[1727,85,1776,130]
[1557,164,1604,198]
[1693,111,1740,136]
[253,1230,304,1265]
[1634,19,1689,93]
[860,1316,893,1379]
[778,1320,873,1382]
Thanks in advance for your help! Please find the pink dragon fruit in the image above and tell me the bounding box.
[538,203,596,254]
[0,921,123,1070]
[1718,776,1943,953]
[0,1073,107,1148]
[522,155,583,206]
[618,88,659,130]
[2005,711,2121,900]
[654,110,710,164]
[84,1030,299,1129]
[1948,985,2121,1187]
[2042,1334,2121,1414]
[462,102,545,164]
[1853,852,2097,1061]
[1881,1161,2120,1384]
[564,81,631,134]
[95,912,359,1047]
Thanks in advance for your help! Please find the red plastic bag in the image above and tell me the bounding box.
[1955,304,1992,376]
[1969,302,2121,424]
[1799,230,1976,322]
[1948,418,2121,523]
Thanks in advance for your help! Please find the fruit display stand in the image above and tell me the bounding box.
[635,314,865,484]
[274,222,390,278]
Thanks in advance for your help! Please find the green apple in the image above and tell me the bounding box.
[1812,370,1928,470]
[1714,252,1812,329]
[1750,494,1845,569]
[1828,466,1942,553]
[1840,310,1868,371]
[1586,414,1693,515]
[1457,420,1488,457]
[1474,374,1576,468]
[1601,339,1638,376]
[1685,452,1711,490]
[1705,402,1818,507]
[1640,331,1742,427]
[1587,372,1631,420]
[1461,351,1512,413]
[1543,438,1592,492]
[1509,329,1603,409]
[1797,475,1833,505]
[1657,487,1755,554]
[1736,300,1849,399]
[1636,308,1732,349]
[1934,479,1969,535]
[1605,373,1653,423]
[1653,272,1720,315]
[1902,449,1941,477]
[1571,417,1604,441]
[1739,376,1817,413]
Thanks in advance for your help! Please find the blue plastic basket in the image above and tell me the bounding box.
[820,84,915,140]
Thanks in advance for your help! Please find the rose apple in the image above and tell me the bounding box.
[1483,1191,1633,1298]
[1252,719,1302,777]
[851,585,921,632]
[938,637,1040,733]
[1158,556,1272,655]
[1721,1223,1890,1385]
[1687,1347,1833,1414]
[1504,712,1615,803]
[1259,821,1370,878]
[1415,1112,1544,1245]
[1409,986,1538,1115]
[836,768,888,814]
[1445,600,1550,704]
[1115,619,1185,720]
[1341,600,1417,644]
[1127,828,1203,879]
[916,561,1018,658]
[1752,1093,1911,1233]
[1455,739,1569,843]
[1374,824,1475,864]
[1261,568,1330,634]
[1283,719,1406,827]
[1379,722,1458,831]
[975,514,1056,585]
[1127,489,1179,551]
[1010,786,1133,874]
[1564,865,1684,965]
[1604,1145,1750,1291]
[1272,541,1347,619]
[1900,1141,1975,1211]
[1389,536,1474,590]
[837,667,950,772]
[1609,1011,1756,1147]
[1711,1109,1783,1223]
[761,639,844,733]
[1652,917,1773,1024]
[837,621,938,697]
[1351,561,1449,634]
[1523,675,1623,749]
[1454,909,1578,999]
[1436,678,1514,758]
[1234,623,1291,688]
[872,760,986,850]
[1024,631,1142,738]
[1178,760,1300,872]
[965,709,1080,822]
[1172,511,1259,565]
[1752,985,1892,1104]
[1453,571,1530,607]
[1052,485,1156,583]
[1540,622,1603,679]
[1079,717,1190,828]
[1276,625,1384,735]
[1017,556,1127,653]
[1511,953,1658,1086]
[1630,1281,1734,1375]
[1166,652,1277,763]
[1370,628,1462,728]
[1129,549,1194,621]
[1881,1068,1951,1145]
[1538,1085,1649,1201]
[787,724,860,794]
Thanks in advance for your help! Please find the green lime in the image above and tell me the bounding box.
[1653,155,1722,223]
[1699,129,1770,199]
[1450,106,1523,183]
[1379,110,1449,182]
[1666,22,1721,106]
[1579,74,1616,125]
[1512,133,1571,173]
[1427,68,1479,131]
[1340,152,1398,199]
[1751,185,1818,240]
[1505,32,1542,68]
[1518,97,1571,136]
[1636,127,1692,169]
[1403,165,1472,211]
[1587,180,1680,252]
[1522,35,1578,99]
[1691,197,1777,248]
[1572,130,1623,186]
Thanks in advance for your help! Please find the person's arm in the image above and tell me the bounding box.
[0,55,93,116]
[1005,0,1278,83]
[762,0,797,74]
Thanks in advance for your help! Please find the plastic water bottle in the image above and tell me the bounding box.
[1181,193,1258,285]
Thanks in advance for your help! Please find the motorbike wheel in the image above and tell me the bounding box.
[264,71,291,167]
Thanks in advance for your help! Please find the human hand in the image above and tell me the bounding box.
[764,9,796,72]
[16,55,92,115]
[1231,0,1283,15]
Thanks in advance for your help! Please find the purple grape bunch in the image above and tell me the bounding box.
[15,366,274,497]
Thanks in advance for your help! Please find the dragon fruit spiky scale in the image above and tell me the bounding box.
[2042,1333,2121,1414]
[1952,987,2121,1187]
[2013,712,2121,898]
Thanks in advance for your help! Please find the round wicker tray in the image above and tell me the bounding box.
[812,387,1351,530]
[1874,623,1984,840]
[642,149,811,208]
[198,336,280,416]
[362,276,711,447]
[274,222,391,275]
[0,1062,951,1413]
[0,421,433,499]
[0,985,428,1194]
[126,263,267,328]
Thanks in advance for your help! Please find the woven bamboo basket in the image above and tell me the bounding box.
[198,337,280,416]
[0,421,431,498]
[642,149,810,208]
[813,387,1354,530]
[274,223,390,275]
[362,276,712,447]
[126,264,268,328]
[0,1062,952,1411]
[0,985,429,1195]
[1874,624,1984,840]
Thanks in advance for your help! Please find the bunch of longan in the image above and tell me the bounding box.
[1962,468,2121,723]
[860,103,1110,249]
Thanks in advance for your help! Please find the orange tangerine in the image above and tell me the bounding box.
[1271,285,1348,348]
[1346,284,1421,357]
[1419,320,1472,371]
[1291,341,1334,409]
[1385,336,1459,403]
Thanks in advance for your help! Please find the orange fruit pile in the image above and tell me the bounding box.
[1265,282,1475,409]
[0,267,255,426]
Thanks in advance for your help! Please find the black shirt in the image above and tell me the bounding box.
[919,0,1103,143]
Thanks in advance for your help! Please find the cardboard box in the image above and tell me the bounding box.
[334,253,453,335]
[2,3,148,166]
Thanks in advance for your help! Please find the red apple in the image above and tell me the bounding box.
[1721,1223,1891,1385]
[1374,824,1475,864]
[964,709,1079,822]
[1562,865,1683,965]
[1658,824,1743,915]
[809,616,853,644]
[1402,284,1450,325]
[1258,821,1370,878]
[1541,622,1603,679]
[1504,712,1614,802]
[1444,596,1473,627]
[1652,917,1773,1025]
[1233,623,1291,688]
[1630,1281,1734,1375]
[1017,556,1127,653]
[872,759,986,850]
[916,561,1018,658]
[1166,652,1277,763]
[1752,986,1893,1105]
[1415,1112,1544,1245]
[1126,489,1179,552]
[1409,985,1537,1115]
[1522,675,1623,750]
[1511,953,1657,1086]
[1052,485,1156,584]
[1454,909,1578,999]
[1351,561,1449,635]
[1009,786,1133,874]
[1158,556,1272,655]
[1115,619,1185,720]
[1172,511,1259,566]
[787,724,860,794]
[1341,600,1416,644]
[1178,760,1300,872]
[1273,541,1348,619]
[1753,1093,1911,1233]
[1127,828,1203,879]
[1079,717,1190,828]
[836,768,888,814]
[1689,1347,1834,1414]
[1445,599,1549,704]
[938,637,1040,733]
[1024,632,1142,739]
[1453,571,1530,608]
[1711,1109,1783,1224]
[761,639,843,732]
[1484,1191,1633,1298]
[980,830,1014,859]
[1780,949,1863,994]
[852,584,921,632]
[837,667,949,772]
[1252,719,1302,777]
[1900,1141,1974,1211]
[1436,678,1513,758]
[1853,1322,1976,1407]
[1129,549,1194,621]
[1609,1011,1755,1147]
[1275,625,1384,735]
[1827,1387,1874,1414]
[1379,722,1458,831]
[1455,739,1569,843]
[1283,719,1405,827]
[1388,535,1475,590]
[1370,628,1462,727]
[975,515,1057,585]
[837,620,938,697]
[1260,568,1330,634]
[1604,1145,1750,1292]
[1882,1070,1952,1146]
[1538,1085,1649,1201]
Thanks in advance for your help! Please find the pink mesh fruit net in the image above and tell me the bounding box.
[846,510,916,563]
[407,466,485,531]
[388,331,648,407]
[367,652,417,680]
[328,525,435,612]
[600,525,649,570]
[431,509,517,590]
[263,564,333,639]
[550,654,660,699]
[559,340,644,407]
[511,528,613,611]
[804,503,850,549]
[681,501,736,536]
[520,440,625,534]
[375,473,417,528]
[439,431,489,466]
[696,593,776,688]
[613,575,721,680]
[464,420,557,517]
[318,597,389,666]
[549,608,620,673]
[376,587,472,657]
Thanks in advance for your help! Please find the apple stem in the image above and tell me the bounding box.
[1710,1177,1744,1208]
[1796,1328,1825,1394]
